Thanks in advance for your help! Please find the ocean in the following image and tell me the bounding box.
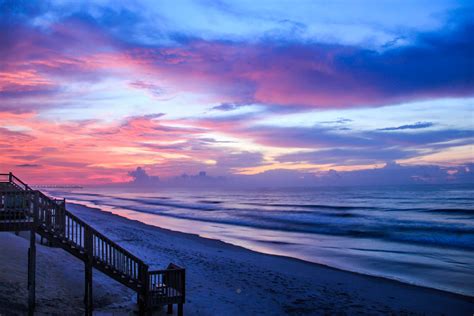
[50,184,474,297]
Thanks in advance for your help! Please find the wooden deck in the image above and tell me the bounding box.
[0,172,185,315]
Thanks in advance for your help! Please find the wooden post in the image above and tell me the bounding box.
[84,261,93,315]
[84,226,93,315]
[28,192,39,315]
[33,191,39,222]
[138,264,149,315]
[60,201,66,237]
[28,229,36,314]
[180,269,186,316]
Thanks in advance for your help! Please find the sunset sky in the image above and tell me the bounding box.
[1,0,473,184]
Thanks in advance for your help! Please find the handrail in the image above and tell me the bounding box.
[10,172,32,191]
[13,173,31,190]
[66,209,146,265]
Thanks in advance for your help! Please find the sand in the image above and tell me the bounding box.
[0,203,473,315]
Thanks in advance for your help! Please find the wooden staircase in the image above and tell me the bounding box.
[0,173,185,315]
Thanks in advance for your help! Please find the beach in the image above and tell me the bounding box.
[0,203,472,315]
[2,0,473,314]
[56,185,474,297]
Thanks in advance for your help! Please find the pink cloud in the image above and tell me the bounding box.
[2,16,472,116]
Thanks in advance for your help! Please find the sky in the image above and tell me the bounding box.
[0,0,473,185]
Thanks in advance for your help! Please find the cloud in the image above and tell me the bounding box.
[320,118,353,124]
[313,162,474,186]
[1,5,472,116]
[12,157,472,188]
[0,3,472,184]
[129,80,166,97]
[0,127,35,143]
[277,148,418,166]
[15,163,41,168]
[148,162,474,188]
[245,125,473,150]
[211,102,248,111]
[128,167,160,185]
[378,122,434,131]
[231,123,473,165]
[215,151,264,169]
[263,162,473,187]
[115,17,474,110]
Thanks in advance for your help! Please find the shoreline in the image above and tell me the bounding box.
[68,202,473,315]
[1,202,472,315]
[70,202,474,302]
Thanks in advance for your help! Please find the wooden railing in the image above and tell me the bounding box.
[37,191,148,287]
[93,229,144,280]
[0,190,35,230]
[149,263,186,306]
[0,182,147,285]
[0,173,185,314]
[0,172,32,191]
[37,192,64,233]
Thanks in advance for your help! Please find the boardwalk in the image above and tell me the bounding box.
[0,173,185,315]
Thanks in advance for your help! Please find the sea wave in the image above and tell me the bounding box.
[59,187,474,252]
[83,200,474,250]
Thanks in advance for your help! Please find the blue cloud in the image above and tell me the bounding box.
[211,103,248,111]
[378,122,434,131]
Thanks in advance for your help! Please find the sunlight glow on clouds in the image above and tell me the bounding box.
[0,0,473,184]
